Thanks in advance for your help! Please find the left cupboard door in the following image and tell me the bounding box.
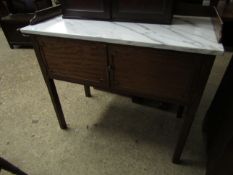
[38,37,109,88]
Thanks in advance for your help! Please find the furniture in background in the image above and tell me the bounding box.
[0,0,52,48]
[204,54,233,175]
[0,0,8,18]
[0,157,27,175]
[203,1,233,174]
[60,0,174,24]
[217,0,233,48]
[60,0,215,24]
[54,0,60,5]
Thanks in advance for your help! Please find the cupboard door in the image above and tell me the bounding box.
[112,0,173,24]
[109,45,205,103]
[38,37,108,88]
[61,0,111,20]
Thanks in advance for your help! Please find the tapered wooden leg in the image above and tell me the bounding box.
[172,57,215,163]
[0,157,27,175]
[173,108,197,163]
[46,78,67,129]
[84,85,91,97]
[32,37,67,129]
[177,105,184,118]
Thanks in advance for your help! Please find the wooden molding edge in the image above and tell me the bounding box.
[30,5,62,25]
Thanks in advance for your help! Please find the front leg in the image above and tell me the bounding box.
[46,78,68,129]
[32,36,67,129]
[172,105,197,163]
[84,85,91,97]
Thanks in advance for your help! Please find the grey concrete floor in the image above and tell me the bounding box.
[0,28,232,175]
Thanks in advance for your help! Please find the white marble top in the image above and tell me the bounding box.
[21,15,224,55]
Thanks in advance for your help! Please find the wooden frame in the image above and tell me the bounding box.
[31,35,215,164]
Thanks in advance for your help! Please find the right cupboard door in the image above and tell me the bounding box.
[112,0,173,24]
[109,45,205,103]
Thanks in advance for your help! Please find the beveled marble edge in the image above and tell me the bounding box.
[21,15,224,55]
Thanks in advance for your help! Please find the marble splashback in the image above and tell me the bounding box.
[21,15,224,55]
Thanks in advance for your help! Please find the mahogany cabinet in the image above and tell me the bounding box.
[112,0,173,23]
[60,0,111,20]
[37,36,212,105]
[60,0,174,24]
[32,35,215,163]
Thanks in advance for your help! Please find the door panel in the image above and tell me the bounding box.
[112,0,173,24]
[61,0,111,20]
[38,37,108,87]
[109,45,204,103]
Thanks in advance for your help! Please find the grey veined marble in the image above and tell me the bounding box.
[21,15,224,55]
